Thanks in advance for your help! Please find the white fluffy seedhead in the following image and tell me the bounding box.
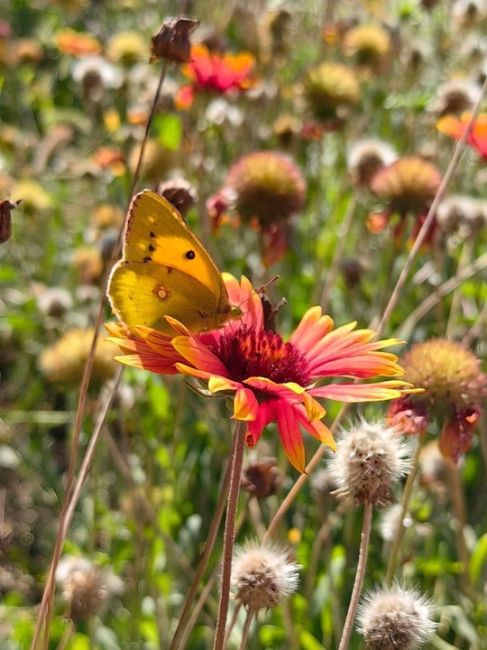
[328,419,412,506]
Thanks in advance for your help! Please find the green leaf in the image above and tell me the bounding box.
[470,533,487,585]
[299,628,326,650]
[154,114,183,151]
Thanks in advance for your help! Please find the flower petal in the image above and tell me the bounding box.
[311,380,416,402]
[171,335,230,377]
[276,401,306,473]
[233,388,259,421]
[290,307,334,354]
[208,375,242,393]
[222,273,264,331]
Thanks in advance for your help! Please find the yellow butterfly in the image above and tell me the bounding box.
[108,189,238,336]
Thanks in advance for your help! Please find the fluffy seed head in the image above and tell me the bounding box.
[347,138,397,186]
[437,194,487,235]
[304,62,360,121]
[430,78,481,116]
[231,542,299,610]
[371,157,442,215]
[224,151,306,227]
[329,420,411,505]
[56,556,123,622]
[357,584,436,649]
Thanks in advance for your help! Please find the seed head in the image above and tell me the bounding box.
[231,542,299,610]
[241,457,283,498]
[56,556,123,622]
[342,24,392,69]
[328,420,411,505]
[304,62,360,122]
[150,17,198,63]
[371,157,442,216]
[224,151,306,228]
[357,584,436,649]
[157,177,197,216]
[388,339,486,463]
[400,339,486,412]
[430,78,481,116]
[347,139,397,187]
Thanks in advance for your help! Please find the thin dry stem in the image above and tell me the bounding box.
[31,62,169,650]
[213,421,246,650]
[377,77,487,338]
[170,456,233,649]
[319,194,357,311]
[385,436,422,585]
[338,500,374,650]
[397,251,487,340]
[238,608,255,650]
[446,463,471,592]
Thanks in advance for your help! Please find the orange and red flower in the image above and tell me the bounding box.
[176,44,255,109]
[108,275,414,472]
[437,112,487,160]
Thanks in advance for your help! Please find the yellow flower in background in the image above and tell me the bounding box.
[107,31,146,65]
[40,328,118,385]
[11,180,52,211]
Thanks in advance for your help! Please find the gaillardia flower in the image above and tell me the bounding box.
[108,275,414,472]
[342,23,392,70]
[208,151,306,266]
[303,62,360,123]
[388,339,487,464]
[437,112,487,160]
[176,43,255,109]
[369,156,442,243]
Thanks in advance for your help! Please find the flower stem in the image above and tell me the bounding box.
[213,421,246,650]
[319,194,357,312]
[338,500,374,650]
[385,436,422,586]
[239,608,255,650]
[31,61,169,650]
[446,463,471,593]
[170,456,233,649]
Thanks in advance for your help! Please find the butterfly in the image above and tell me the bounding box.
[108,189,239,336]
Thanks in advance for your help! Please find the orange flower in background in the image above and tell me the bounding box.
[55,29,102,57]
[92,147,125,176]
[108,274,415,472]
[437,112,487,160]
[176,44,255,109]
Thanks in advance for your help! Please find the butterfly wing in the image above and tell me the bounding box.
[108,190,230,335]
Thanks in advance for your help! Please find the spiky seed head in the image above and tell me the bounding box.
[370,157,442,215]
[231,542,299,610]
[304,62,360,121]
[357,584,436,649]
[328,420,411,505]
[342,24,392,68]
[225,151,306,227]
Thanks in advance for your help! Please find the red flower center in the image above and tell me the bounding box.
[208,325,312,386]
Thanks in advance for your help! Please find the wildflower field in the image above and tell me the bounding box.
[1,1,487,648]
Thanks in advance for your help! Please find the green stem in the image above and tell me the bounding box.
[385,436,422,585]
